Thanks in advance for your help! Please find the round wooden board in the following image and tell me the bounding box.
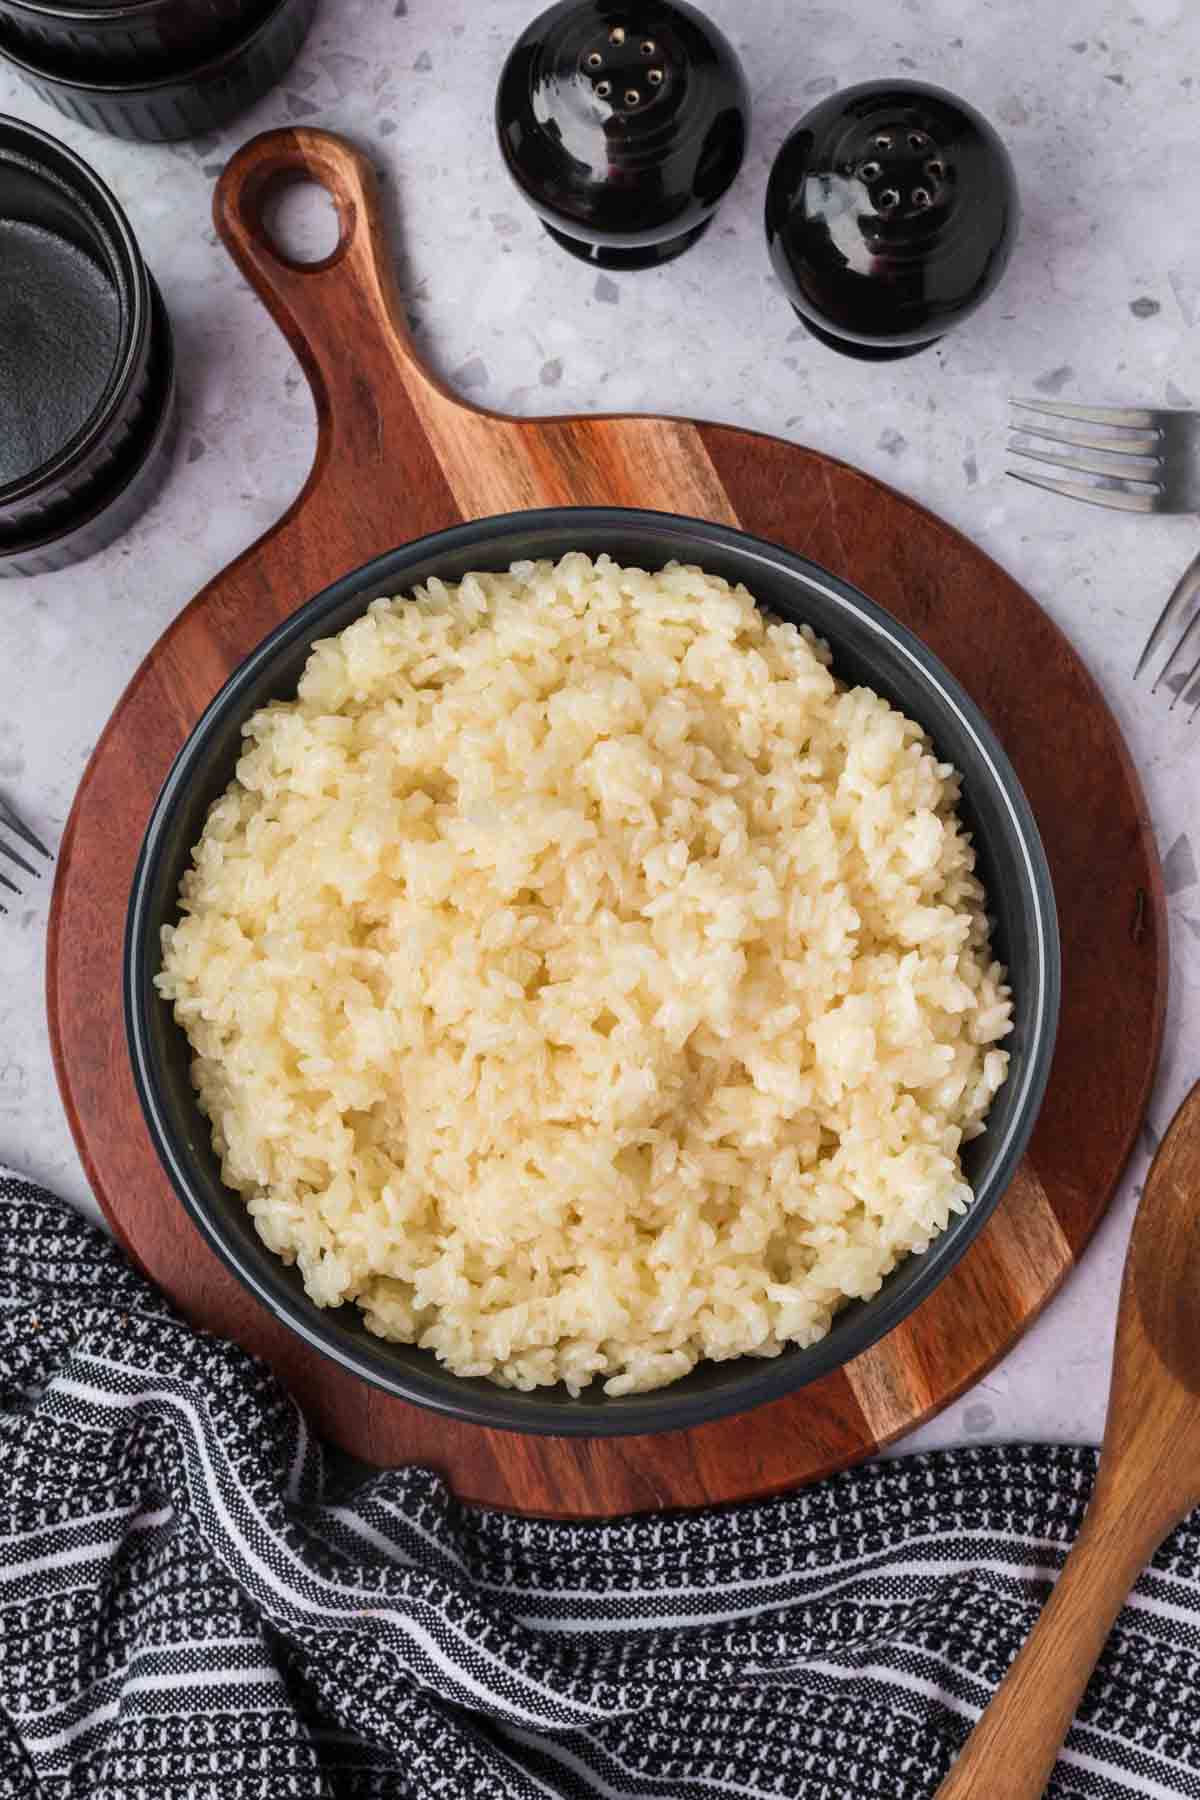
[48,129,1166,1519]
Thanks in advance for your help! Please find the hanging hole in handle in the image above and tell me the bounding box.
[260,175,345,268]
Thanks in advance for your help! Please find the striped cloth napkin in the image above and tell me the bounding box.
[2,1165,1198,1800]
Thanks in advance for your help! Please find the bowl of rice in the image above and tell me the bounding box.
[126,508,1059,1435]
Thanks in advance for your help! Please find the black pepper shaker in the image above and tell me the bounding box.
[496,0,750,270]
[765,80,1018,359]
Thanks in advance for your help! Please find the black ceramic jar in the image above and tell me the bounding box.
[0,115,175,576]
[765,80,1018,359]
[0,0,315,140]
[497,0,750,269]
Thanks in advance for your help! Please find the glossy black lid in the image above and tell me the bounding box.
[765,79,1018,356]
[497,0,749,257]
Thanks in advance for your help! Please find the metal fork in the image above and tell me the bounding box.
[0,796,52,915]
[1008,399,1200,714]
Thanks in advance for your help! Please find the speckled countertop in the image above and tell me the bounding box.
[1,0,1196,1459]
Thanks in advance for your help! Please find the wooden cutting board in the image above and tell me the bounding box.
[47,128,1166,1518]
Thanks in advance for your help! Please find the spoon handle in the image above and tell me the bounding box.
[939,1082,1200,1797]
[935,1472,1172,1799]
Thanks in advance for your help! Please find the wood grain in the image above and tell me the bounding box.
[937,1085,1200,1799]
[46,127,1167,1519]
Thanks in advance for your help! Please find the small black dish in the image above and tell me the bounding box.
[497,0,750,270]
[765,79,1018,360]
[0,0,256,77]
[0,276,176,578]
[0,0,315,141]
[0,114,173,572]
[126,509,1059,1438]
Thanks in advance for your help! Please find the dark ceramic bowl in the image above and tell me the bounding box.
[0,0,256,76]
[0,115,174,571]
[127,509,1060,1437]
[0,0,315,140]
[0,275,176,576]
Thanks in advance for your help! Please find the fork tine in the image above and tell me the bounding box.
[1169,645,1200,715]
[1155,607,1200,699]
[1006,469,1158,513]
[1011,398,1159,429]
[1008,419,1161,457]
[0,797,50,861]
[0,868,19,897]
[1009,441,1162,483]
[0,836,38,880]
[1135,548,1200,679]
[1178,660,1200,714]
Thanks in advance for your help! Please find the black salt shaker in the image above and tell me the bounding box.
[765,80,1018,359]
[497,0,750,270]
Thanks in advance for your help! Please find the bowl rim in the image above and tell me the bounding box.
[0,113,151,515]
[125,506,1061,1438]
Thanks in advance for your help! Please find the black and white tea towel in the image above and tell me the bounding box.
[2,1166,1199,1800]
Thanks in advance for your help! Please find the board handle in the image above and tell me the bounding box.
[213,127,455,445]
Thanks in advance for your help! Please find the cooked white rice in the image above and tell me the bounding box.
[158,553,1011,1397]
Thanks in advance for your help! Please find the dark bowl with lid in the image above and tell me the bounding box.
[0,0,315,140]
[0,0,254,75]
[0,114,175,575]
[126,508,1061,1437]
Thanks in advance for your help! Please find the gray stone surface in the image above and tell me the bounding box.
[1,0,1196,1457]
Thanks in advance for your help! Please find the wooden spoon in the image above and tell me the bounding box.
[937,1080,1200,1799]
